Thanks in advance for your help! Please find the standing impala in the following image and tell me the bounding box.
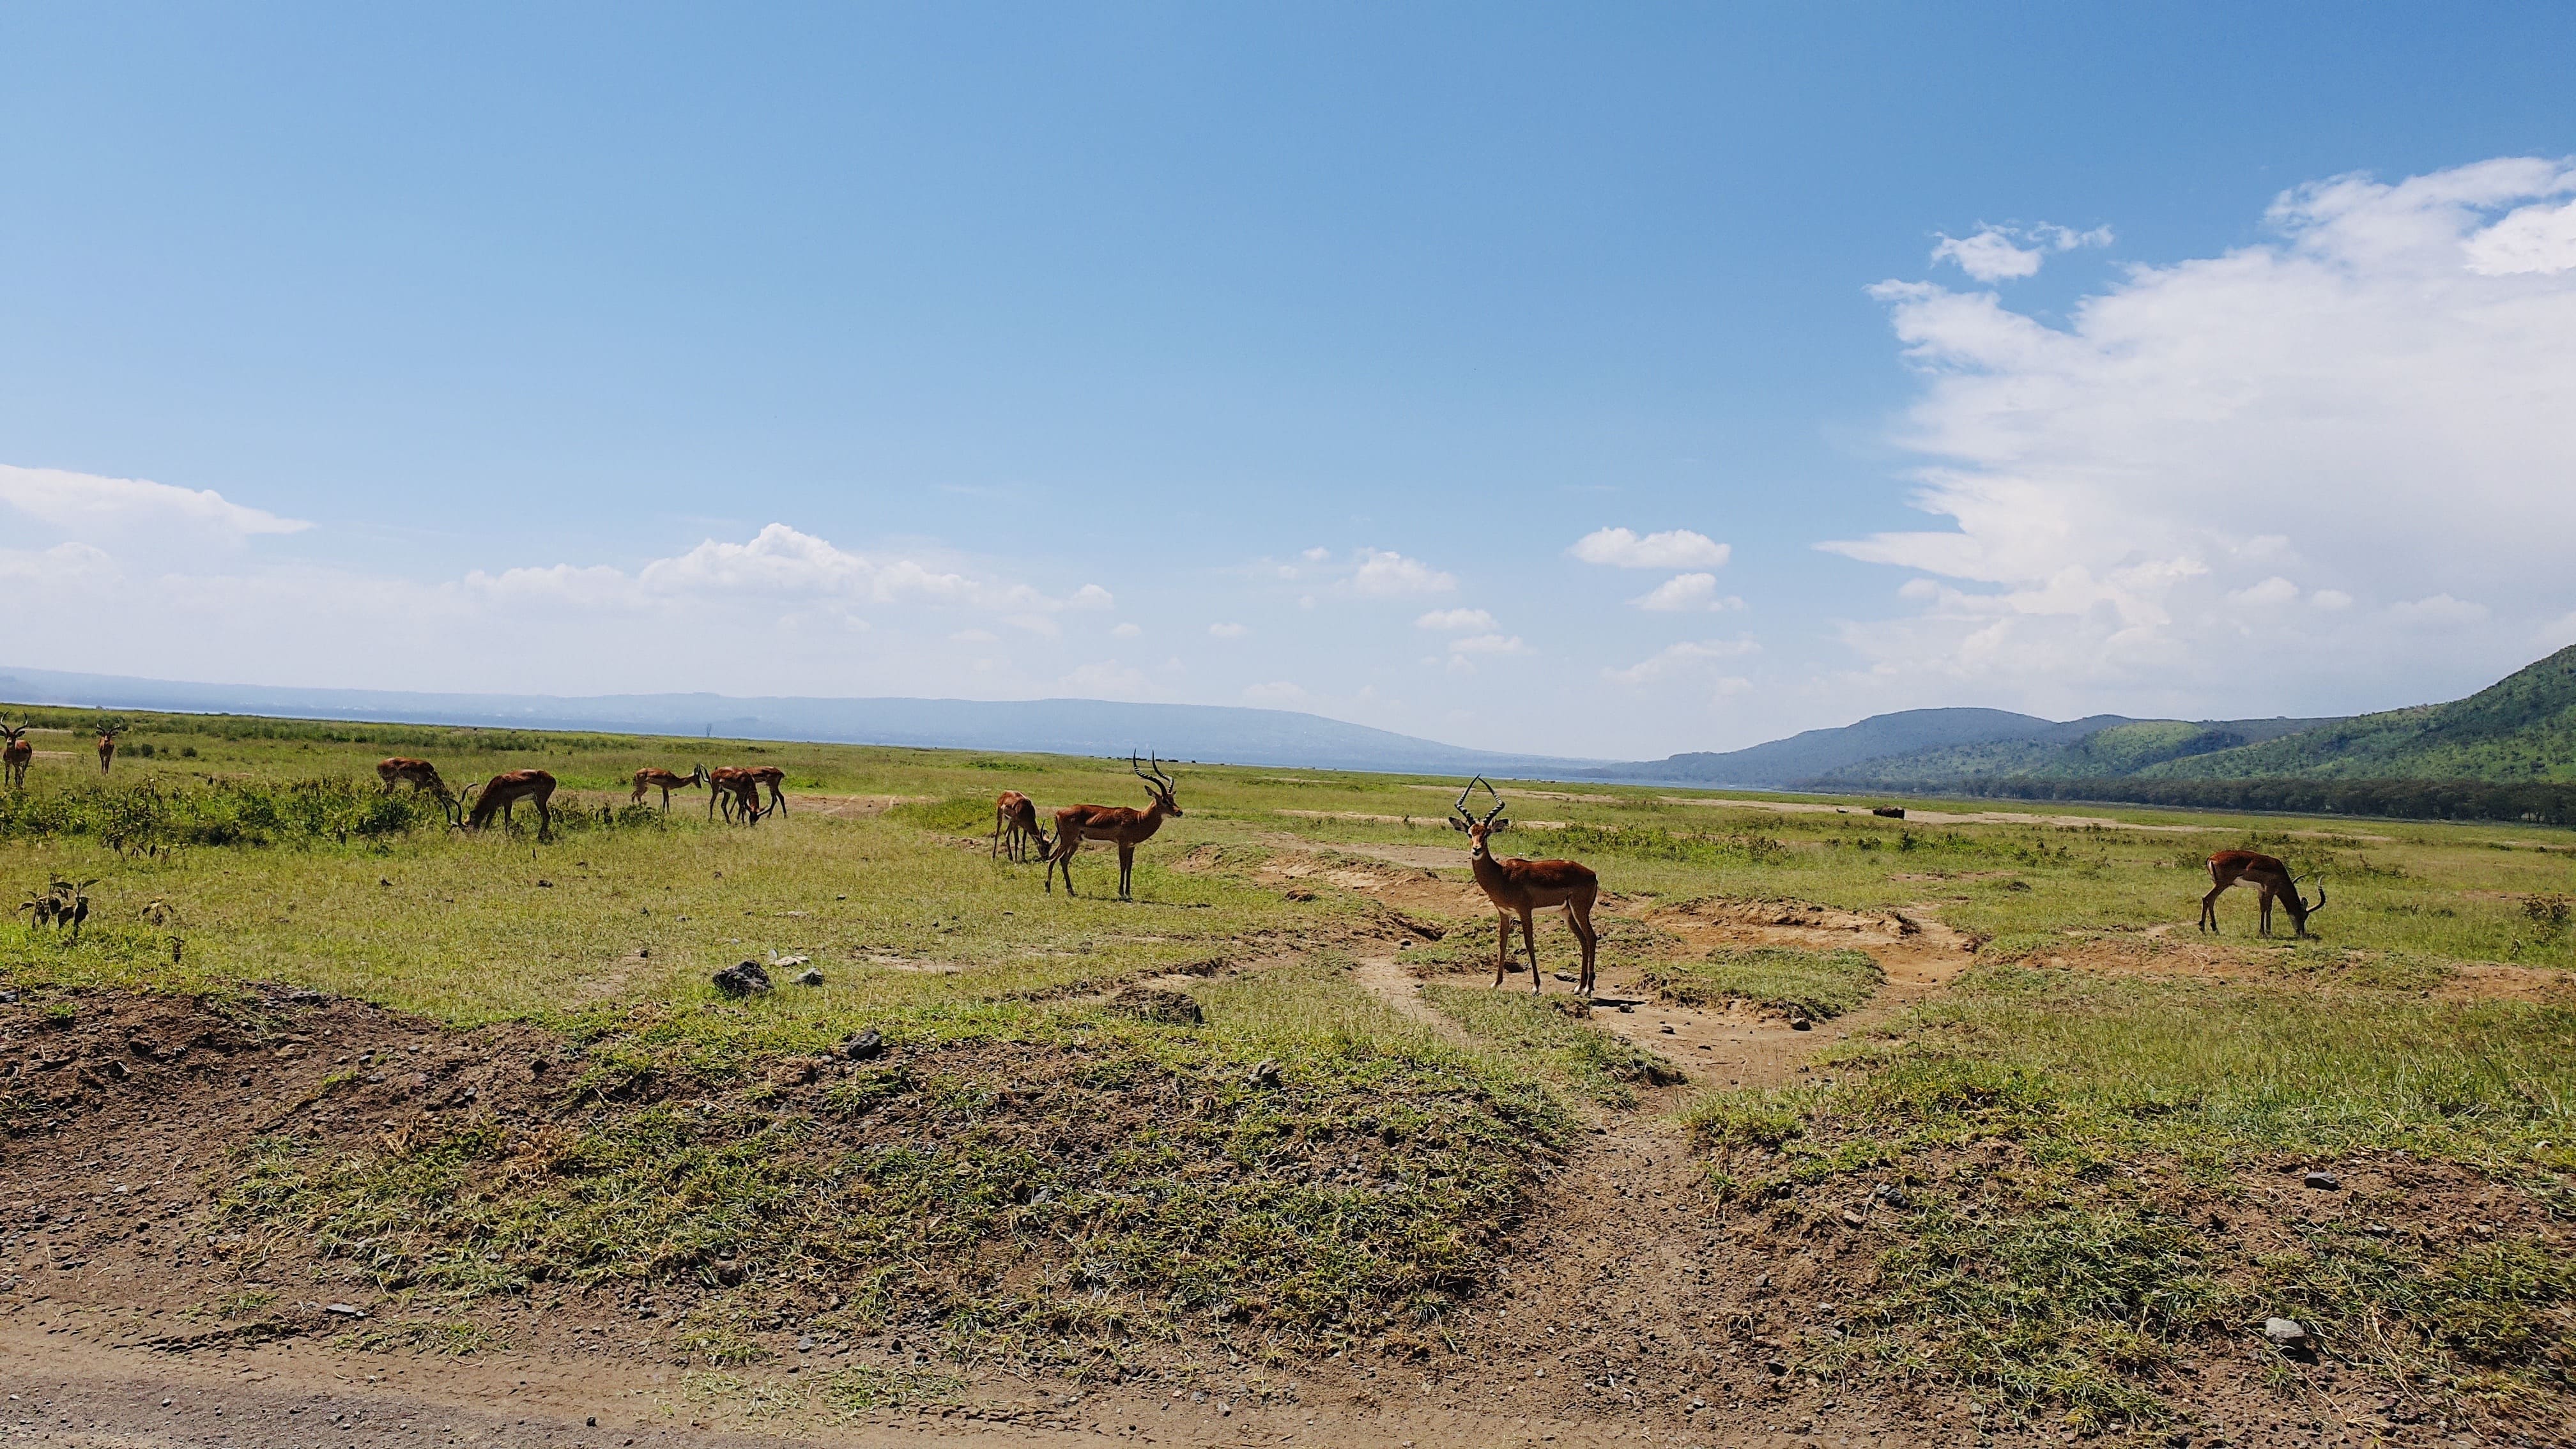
[631,763,709,812]
[1045,755,1181,900]
[95,719,126,774]
[1,723,30,790]
[2200,850,2327,939]
[1451,778,1600,995]
[378,757,450,797]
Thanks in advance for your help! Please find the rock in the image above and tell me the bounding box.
[1659,1023,1676,1034]
[1871,806,1905,819]
[775,954,810,968]
[795,968,825,987]
[324,1303,367,1319]
[1108,986,1204,1025]
[2303,1170,2340,1190]
[1617,1002,1634,1013]
[1790,1017,1813,1031]
[2263,1317,2308,1346]
[712,962,773,997]
[1839,1209,1867,1227]
[1247,1058,1282,1089]
[839,1029,885,1061]
[796,1335,816,1352]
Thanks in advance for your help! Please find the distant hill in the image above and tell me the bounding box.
[0,665,1600,779]
[1601,707,2139,788]
[1811,715,2340,789]
[2140,644,2576,783]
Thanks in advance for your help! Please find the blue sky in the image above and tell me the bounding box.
[6,4,2575,758]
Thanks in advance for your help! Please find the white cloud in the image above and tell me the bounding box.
[1827,157,2576,716]
[1415,608,1498,631]
[2312,590,2354,610]
[2389,594,2490,627]
[1300,546,1330,562]
[1570,526,1729,569]
[949,629,999,643]
[0,464,310,539]
[1630,572,1744,612]
[2225,576,2300,606]
[1241,680,1309,705]
[1209,622,1248,638]
[1448,632,1529,655]
[1349,548,1457,596]
[1111,622,1142,638]
[1929,223,2113,283]
[1604,638,1759,686]
[2464,196,2576,275]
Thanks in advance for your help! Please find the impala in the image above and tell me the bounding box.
[992,790,1050,862]
[631,763,709,812]
[705,765,787,822]
[95,719,126,774]
[453,769,558,841]
[1,723,29,790]
[1045,755,1181,900]
[2199,850,2326,939]
[377,757,450,797]
[1450,778,1600,995]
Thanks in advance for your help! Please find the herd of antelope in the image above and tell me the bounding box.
[4,716,2334,980]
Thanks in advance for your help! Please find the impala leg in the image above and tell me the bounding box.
[1568,901,1597,996]
[1118,843,1136,900]
[2200,884,2225,933]
[1520,906,1543,993]
[2258,887,2274,937]
[537,799,553,843]
[1494,914,1511,988]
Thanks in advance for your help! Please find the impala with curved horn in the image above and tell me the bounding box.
[1044,754,1182,900]
[449,769,558,841]
[1451,776,1601,995]
[631,763,709,812]
[1,722,31,790]
[2199,850,2326,939]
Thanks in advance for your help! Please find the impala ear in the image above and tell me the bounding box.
[1448,816,1469,832]
[1490,817,1510,832]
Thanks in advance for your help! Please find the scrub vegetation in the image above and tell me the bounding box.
[3,704,2573,1437]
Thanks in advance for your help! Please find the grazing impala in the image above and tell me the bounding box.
[1451,777,1600,995]
[992,790,1050,862]
[705,765,786,822]
[378,757,450,797]
[1045,755,1182,900]
[2200,850,2327,939]
[631,764,709,812]
[454,769,558,841]
[95,720,126,774]
[1,723,29,790]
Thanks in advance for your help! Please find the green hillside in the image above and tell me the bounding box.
[2145,644,2576,783]
[1814,716,2334,788]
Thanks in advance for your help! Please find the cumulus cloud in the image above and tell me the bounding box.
[1929,223,2113,283]
[1448,632,1529,656]
[1571,526,1729,569]
[1630,573,1744,613]
[1604,638,1759,686]
[1415,608,1498,631]
[1827,157,2576,717]
[1349,547,1458,596]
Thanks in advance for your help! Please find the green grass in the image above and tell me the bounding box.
[1683,964,2576,1427]
[1419,984,1685,1107]
[1643,945,1882,1020]
[4,700,2574,1420]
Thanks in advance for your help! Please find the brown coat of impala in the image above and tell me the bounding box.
[455,769,558,841]
[992,791,1050,861]
[2200,850,2326,939]
[706,765,786,822]
[1,723,31,790]
[1045,756,1181,900]
[95,722,125,775]
[378,757,450,797]
[631,764,708,811]
[1450,779,1600,995]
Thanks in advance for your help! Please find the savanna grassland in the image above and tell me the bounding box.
[3,706,2573,1448]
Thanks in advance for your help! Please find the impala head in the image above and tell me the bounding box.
[691,763,710,787]
[1448,776,1510,857]
[1133,753,1181,816]
[0,721,23,746]
[2287,877,2327,935]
